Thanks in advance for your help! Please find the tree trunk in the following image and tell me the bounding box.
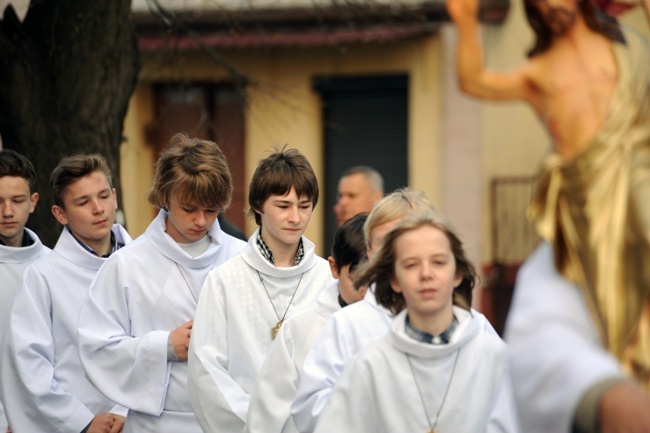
[0,0,139,247]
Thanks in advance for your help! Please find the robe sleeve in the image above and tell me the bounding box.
[77,255,170,416]
[108,404,129,418]
[246,321,299,433]
[290,315,351,433]
[0,266,94,432]
[504,243,623,433]
[312,355,378,433]
[187,271,248,433]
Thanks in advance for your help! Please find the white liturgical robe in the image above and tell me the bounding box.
[188,229,334,433]
[0,228,49,317]
[245,280,341,433]
[290,286,392,433]
[504,243,624,433]
[314,308,521,433]
[77,210,246,433]
[0,227,49,431]
[0,225,131,433]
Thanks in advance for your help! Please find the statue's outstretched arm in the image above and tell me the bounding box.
[446,0,536,102]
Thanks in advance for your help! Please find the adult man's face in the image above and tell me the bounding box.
[334,173,380,227]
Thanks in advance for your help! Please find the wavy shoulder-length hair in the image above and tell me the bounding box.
[354,210,477,316]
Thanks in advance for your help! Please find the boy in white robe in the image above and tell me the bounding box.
[0,149,49,432]
[188,146,334,433]
[0,154,131,433]
[291,188,436,432]
[77,134,246,433]
[314,211,520,433]
[246,213,368,433]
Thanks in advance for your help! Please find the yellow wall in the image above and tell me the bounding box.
[122,35,443,255]
[121,85,158,236]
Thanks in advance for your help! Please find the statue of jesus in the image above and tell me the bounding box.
[446,0,650,430]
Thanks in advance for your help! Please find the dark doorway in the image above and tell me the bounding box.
[314,75,408,254]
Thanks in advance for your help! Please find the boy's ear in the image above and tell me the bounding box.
[29,192,39,214]
[390,276,402,294]
[51,205,68,226]
[328,256,340,279]
[111,188,118,210]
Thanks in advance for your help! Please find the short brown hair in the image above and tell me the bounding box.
[0,149,36,192]
[247,146,318,226]
[355,210,477,315]
[50,154,112,208]
[148,133,233,211]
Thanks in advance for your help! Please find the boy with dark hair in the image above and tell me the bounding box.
[188,146,333,433]
[0,149,49,432]
[246,213,368,433]
[0,149,40,248]
[77,134,246,432]
[0,153,131,433]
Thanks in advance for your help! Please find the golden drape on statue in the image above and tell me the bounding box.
[529,27,650,388]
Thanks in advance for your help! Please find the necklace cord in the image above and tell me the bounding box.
[256,270,304,323]
[176,262,198,302]
[406,348,462,432]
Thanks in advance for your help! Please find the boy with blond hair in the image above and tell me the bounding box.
[77,134,246,432]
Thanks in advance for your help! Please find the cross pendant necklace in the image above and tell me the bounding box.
[271,321,283,340]
[406,348,461,433]
[256,270,304,339]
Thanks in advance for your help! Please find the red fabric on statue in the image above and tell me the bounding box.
[596,0,636,16]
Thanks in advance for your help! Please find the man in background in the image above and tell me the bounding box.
[333,166,383,227]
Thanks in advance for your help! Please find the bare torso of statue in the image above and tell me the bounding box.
[525,31,618,158]
[446,0,628,159]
